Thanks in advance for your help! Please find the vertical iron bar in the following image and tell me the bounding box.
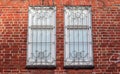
[44,10,49,63]
[39,18,42,64]
[31,29,34,59]
[73,10,75,63]
[68,11,70,60]
[82,8,84,62]
[77,11,79,64]
[74,10,77,64]
[40,11,43,64]
[89,9,91,61]
[31,16,34,59]
[50,10,52,64]
[45,10,47,64]
[87,9,89,60]
[36,23,38,64]
[50,16,52,63]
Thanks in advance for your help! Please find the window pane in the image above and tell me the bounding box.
[27,7,56,67]
[64,6,93,67]
[69,29,88,42]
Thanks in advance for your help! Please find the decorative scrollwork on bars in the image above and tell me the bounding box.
[64,6,93,67]
[27,7,56,67]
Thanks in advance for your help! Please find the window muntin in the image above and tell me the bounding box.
[27,7,56,67]
[64,6,93,67]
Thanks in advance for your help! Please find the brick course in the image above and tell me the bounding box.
[0,0,120,74]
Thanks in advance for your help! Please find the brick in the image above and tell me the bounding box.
[0,0,120,74]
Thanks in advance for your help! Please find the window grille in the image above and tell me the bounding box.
[27,6,56,68]
[64,6,93,68]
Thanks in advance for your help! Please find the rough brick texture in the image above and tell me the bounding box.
[0,0,120,74]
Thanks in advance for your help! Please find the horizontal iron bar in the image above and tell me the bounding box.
[66,25,90,29]
[30,25,54,29]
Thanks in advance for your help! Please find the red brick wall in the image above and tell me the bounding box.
[0,0,120,74]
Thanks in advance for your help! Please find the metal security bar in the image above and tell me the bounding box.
[27,6,56,68]
[64,6,93,68]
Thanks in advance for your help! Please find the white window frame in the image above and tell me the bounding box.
[64,6,94,68]
[27,6,56,68]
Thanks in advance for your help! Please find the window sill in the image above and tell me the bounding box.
[64,65,94,69]
[26,65,56,69]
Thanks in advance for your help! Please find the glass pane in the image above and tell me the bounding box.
[68,29,89,61]
[69,30,74,42]
[32,29,51,42]
[81,30,88,42]
[37,30,42,42]
[28,7,56,66]
[69,29,88,42]
[65,7,93,66]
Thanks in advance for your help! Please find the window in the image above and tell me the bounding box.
[27,7,56,68]
[64,6,93,68]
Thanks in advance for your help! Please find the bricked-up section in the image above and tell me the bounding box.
[0,0,120,74]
